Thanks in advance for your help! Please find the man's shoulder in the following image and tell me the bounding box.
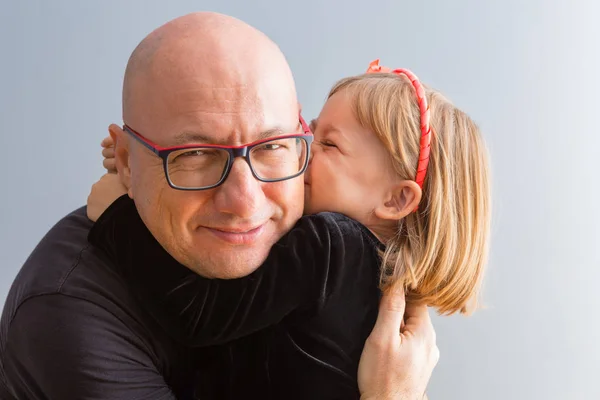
[7,206,100,297]
[0,207,165,381]
[1,206,131,329]
[8,206,92,296]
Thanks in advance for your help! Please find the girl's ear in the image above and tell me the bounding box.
[374,180,422,221]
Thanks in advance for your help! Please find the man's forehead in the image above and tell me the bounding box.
[126,57,299,146]
[171,126,292,146]
[129,82,299,145]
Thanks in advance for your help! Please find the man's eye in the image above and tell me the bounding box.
[173,149,218,162]
[320,140,337,148]
[181,150,206,157]
[263,144,281,150]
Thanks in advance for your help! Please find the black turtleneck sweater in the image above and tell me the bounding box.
[0,195,383,399]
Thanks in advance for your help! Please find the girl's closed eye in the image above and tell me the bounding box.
[320,139,337,148]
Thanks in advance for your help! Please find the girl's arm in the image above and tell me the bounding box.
[89,194,374,347]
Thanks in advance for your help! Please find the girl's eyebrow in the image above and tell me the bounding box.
[311,119,343,136]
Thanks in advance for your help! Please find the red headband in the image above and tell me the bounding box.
[366,59,432,191]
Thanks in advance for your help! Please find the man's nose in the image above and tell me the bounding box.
[212,158,265,218]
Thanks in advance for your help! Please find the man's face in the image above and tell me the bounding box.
[122,68,304,279]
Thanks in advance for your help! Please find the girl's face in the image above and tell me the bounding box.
[304,89,396,229]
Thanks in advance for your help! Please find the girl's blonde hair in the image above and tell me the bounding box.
[329,74,491,315]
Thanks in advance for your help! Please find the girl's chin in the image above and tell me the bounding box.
[303,187,327,215]
[303,190,311,215]
[303,201,322,216]
[303,199,313,215]
[303,203,312,215]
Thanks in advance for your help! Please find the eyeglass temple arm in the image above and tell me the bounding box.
[123,126,161,155]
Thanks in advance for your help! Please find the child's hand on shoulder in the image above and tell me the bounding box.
[87,173,128,222]
[87,135,127,222]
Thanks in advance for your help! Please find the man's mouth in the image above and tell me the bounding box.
[204,224,266,245]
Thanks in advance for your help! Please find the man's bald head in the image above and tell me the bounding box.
[112,12,304,279]
[122,12,297,131]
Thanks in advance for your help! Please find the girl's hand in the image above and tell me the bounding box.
[87,173,127,222]
[101,135,117,173]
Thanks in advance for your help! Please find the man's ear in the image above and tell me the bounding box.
[108,124,134,198]
[374,180,422,221]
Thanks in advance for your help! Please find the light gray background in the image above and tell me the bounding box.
[1,1,598,399]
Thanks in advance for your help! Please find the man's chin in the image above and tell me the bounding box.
[213,263,263,279]
[182,233,272,279]
[188,250,267,279]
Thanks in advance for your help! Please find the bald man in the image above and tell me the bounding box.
[0,12,437,400]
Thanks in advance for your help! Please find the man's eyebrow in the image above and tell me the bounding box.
[256,127,286,141]
[309,119,318,132]
[173,131,215,145]
[172,127,288,146]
